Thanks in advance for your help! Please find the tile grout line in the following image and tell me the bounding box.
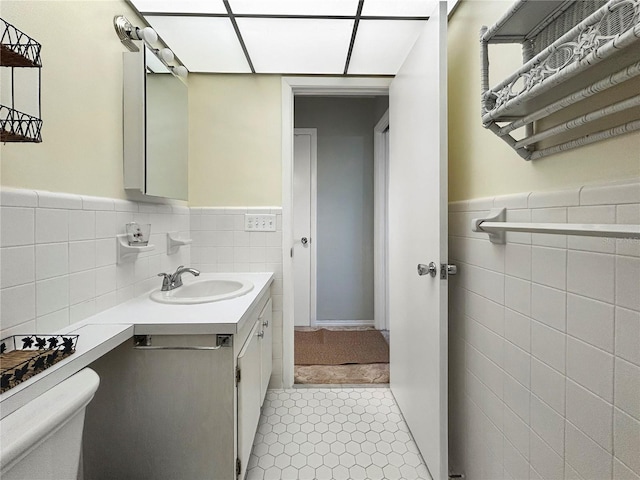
[610,201,617,479]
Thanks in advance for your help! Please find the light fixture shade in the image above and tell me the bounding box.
[159,48,174,63]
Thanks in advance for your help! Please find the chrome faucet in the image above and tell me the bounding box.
[158,265,200,291]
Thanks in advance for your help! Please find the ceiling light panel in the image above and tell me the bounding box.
[237,18,353,74]
[144,16,251,73]
[229,0,359,16]
[132,0,227,14]
[348,20,425,74]
[361,0,435,17]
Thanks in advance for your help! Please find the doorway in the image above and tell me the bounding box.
[280,12,449,468]
[292,96,390,384]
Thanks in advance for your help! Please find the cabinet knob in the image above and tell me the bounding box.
[262,320,269,327]
[257,331,264,338]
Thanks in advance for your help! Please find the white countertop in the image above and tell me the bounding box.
[0,272,273,419]
[84,272,274,335]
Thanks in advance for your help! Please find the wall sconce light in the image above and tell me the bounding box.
[113,15,156,52]
[114,15,188,79]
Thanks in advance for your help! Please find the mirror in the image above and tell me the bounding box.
[123,44,188,200]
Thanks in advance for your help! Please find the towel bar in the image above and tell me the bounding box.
[472,208,640,244]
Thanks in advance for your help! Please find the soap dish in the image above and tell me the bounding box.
[0,334,78,393]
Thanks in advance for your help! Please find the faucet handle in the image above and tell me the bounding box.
[157,272,172,290]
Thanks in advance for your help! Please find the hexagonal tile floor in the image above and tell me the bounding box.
[246,388,431,480]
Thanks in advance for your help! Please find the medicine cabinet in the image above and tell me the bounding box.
[123,42,188,200]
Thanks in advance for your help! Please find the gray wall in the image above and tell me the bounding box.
[295,97,388,322]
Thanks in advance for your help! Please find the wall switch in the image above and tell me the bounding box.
[245,214,276,232]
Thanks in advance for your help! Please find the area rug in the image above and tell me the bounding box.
[294,329,389,365]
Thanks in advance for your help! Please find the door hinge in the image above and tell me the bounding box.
[236,366,241,385]
[236,457,242,478]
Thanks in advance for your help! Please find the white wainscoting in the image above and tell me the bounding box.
[1,187,190,338]
[189,206,284,388]
[448,180,640,480]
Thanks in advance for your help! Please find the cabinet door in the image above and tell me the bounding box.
[237,320,262,479]
[84,336,236,480]
[259,298,273,401]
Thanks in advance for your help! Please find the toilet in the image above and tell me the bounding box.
[0,368,100,480]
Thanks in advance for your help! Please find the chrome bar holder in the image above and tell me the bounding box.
[133,334,231,351]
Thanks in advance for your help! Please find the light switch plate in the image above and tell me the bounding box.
[245,214,276,232]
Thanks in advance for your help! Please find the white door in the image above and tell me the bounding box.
[388,3,448,480]
[292,129,317,327]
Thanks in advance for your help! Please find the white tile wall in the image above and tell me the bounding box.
[448,180,640,480]
[0,187,190,338]
[190,206,284,388]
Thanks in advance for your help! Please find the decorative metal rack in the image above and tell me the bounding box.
[0,17,42,143]
[480,0,640,160]
[0,335,78,393]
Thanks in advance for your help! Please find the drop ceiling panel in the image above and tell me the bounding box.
[145,16,251,73]
[348,20,425,74]
[132,0,227,14]
[237,18,354,74]
[361,0,435,17]
[229,0,360,16]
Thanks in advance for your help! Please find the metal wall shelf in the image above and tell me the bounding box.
[1,18,42,143]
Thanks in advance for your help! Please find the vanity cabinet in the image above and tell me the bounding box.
[82,292,272,480]
[237,298,272,477]
[259,299,273,399]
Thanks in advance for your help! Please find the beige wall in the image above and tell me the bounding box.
[4,1,636,205]
[447,0,640,202]
[188,74,282,207]
[0,0,147,200]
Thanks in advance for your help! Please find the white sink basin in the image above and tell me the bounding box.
[150,279,254,304]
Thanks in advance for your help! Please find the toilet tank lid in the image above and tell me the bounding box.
[0,368,100,470]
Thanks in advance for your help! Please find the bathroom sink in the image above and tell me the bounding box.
[150,279,254,304]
